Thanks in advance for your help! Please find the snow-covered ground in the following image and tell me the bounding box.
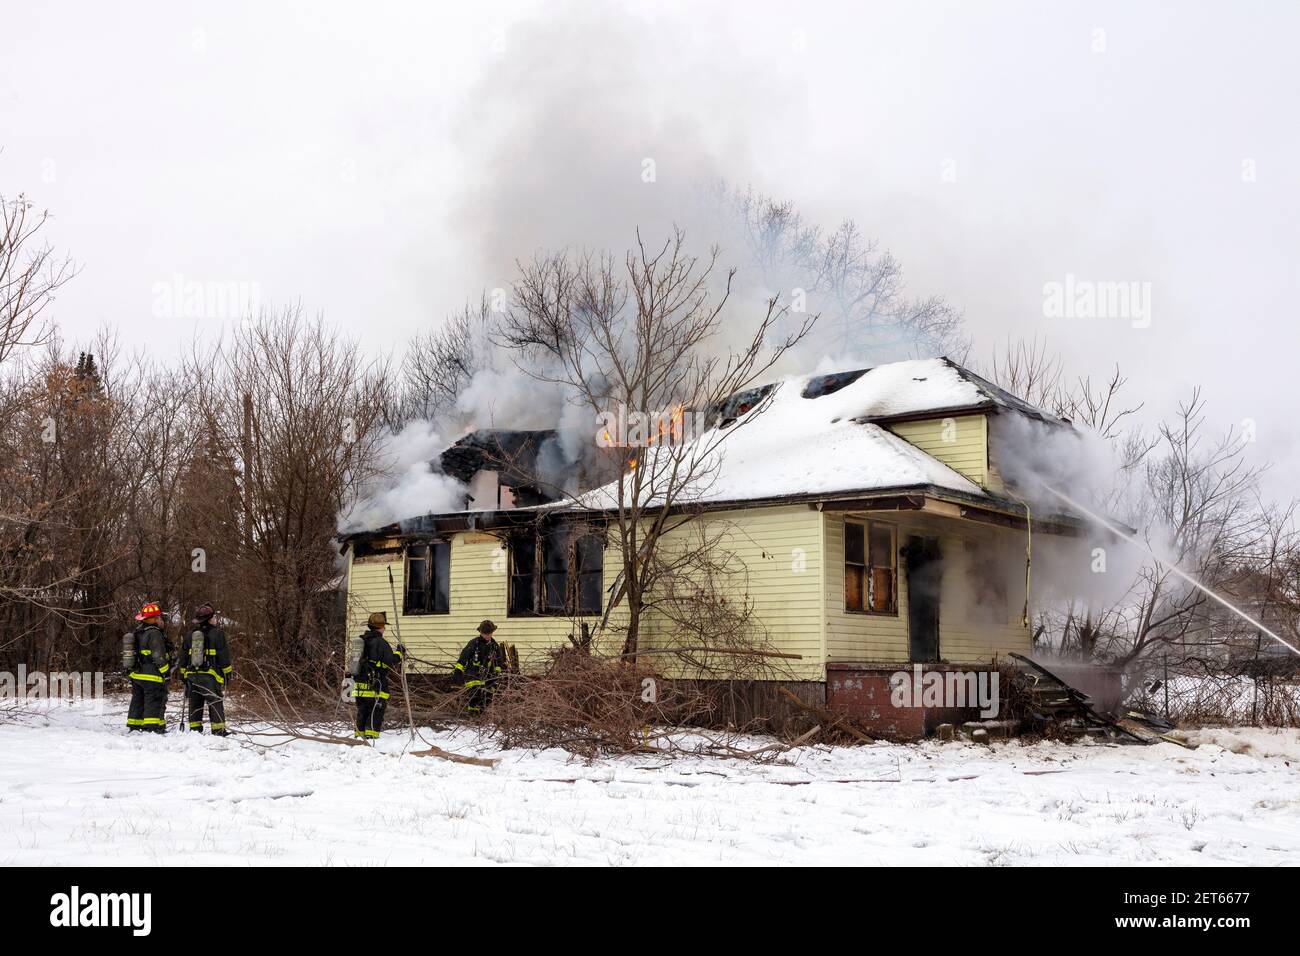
[2,699,1298,865]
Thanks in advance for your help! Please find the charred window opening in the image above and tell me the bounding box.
[574,533,605,614]
[351,538,402,564]
[845,520,897,614]
[404,540,450,614]
[542,525,569,613]
[508,525,604,616]
[801,367,869,399]
[509,535,536,615]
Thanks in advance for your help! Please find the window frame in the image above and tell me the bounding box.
[844,519,898,616]
[507,524,605,617]
[402,539,451,615]
[508,533,538,617]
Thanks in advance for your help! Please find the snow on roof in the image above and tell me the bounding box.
[814,356,987,419]
[579,357,1000,509]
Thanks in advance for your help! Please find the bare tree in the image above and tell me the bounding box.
[498,229,815,658]
[0,193,81,659]
[986,336,1066,414]
[185,305,394,668]
[1105,391,1272,667]
[0,335,175,669]
[714,185,967,360]
[985,336,1144,441]
[397,294,495,424]
[0,194,72,374]
[984,338,1298,690]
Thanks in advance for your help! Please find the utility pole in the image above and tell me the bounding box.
[241,392,254,548]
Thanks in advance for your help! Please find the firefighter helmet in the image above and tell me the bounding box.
[134,601,162,622]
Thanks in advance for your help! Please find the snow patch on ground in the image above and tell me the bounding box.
[2,699,1297,865]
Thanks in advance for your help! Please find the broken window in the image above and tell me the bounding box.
[845,520,897,614]
[509,534,536,615]
[541,525,569,613]
[574,533,604,615]
[403,540,450,614]
[509,525,605,616]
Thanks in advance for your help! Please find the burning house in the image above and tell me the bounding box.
[339,357,1090,735]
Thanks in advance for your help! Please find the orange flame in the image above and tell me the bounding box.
[647,404,687,446]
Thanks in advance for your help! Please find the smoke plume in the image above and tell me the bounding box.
[340,421,465,531]
[348,6,968,527]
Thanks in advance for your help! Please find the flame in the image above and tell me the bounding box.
[670,404,685,443]
[646,404,687,446]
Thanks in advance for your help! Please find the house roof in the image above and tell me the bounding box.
[340,356,1078,541]
[803,356,1068,426]
[577,357,1057,511]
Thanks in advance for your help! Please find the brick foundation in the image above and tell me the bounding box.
[825,662,998,739]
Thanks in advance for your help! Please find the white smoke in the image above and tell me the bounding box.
[435,8,885,438]
[982,407,1235,656]
[340,420,465,532]
[989,412,1120,515]
[452,329,590,433]
[362,7,965,527]
[986,412,1147,606]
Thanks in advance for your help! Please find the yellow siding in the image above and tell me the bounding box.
[345,532,615,673]
[345,501,1033,681]
[887,414,988,486]
[985,461,1006,493]
[822,510,1030,665]
[345,506,826,680]
[639,506,826,681]
[823,511,910,661]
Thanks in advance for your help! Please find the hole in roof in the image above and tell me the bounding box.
[801,368,869,399]
[712,383,776,428]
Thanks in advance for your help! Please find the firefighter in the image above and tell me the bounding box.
[126,602,171,733]
[178,603,232,735]
[453,619,507,714]
[352,612,404,740]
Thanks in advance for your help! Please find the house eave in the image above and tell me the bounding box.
[337,507,546,552]
[338,482,1091,549]
[854,402,997,427]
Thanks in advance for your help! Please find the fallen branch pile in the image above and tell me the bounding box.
[487,648,674,758]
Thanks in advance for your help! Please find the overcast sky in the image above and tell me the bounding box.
[3,1,1297,494]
